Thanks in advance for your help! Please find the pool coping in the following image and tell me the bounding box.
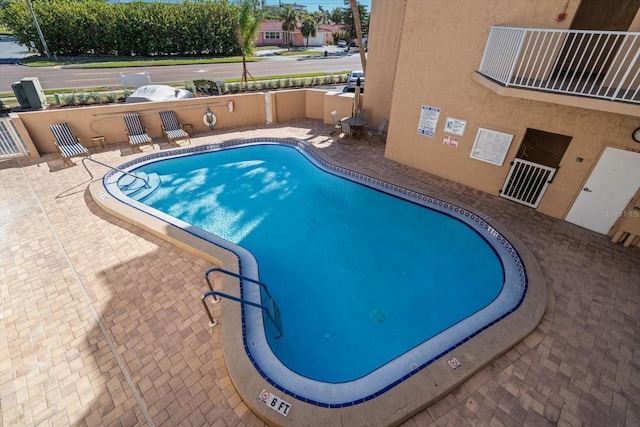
[88,138,547,427]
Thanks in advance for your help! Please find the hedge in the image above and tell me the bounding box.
[0,0,242,57]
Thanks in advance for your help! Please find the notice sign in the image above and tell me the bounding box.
[258,390,291,417]
[417,105,441,137]
[444,117,467,136]
[443,135,459,148]
[470,128,514,166]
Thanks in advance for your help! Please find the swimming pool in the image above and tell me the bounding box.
[101,138,528,409]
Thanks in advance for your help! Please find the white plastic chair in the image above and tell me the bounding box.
[330,111,341,135]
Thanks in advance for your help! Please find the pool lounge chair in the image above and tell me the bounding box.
[49,123,89,166]
[159,111,191,145]
[123,113,154,149]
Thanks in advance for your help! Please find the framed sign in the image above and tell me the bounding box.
[469,128,514,166]
[444,117,467,136]
[417,105,440,137]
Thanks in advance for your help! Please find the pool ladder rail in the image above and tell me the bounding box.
[82,157,149,187]
[202,267,283,339]
[82,158,161,200]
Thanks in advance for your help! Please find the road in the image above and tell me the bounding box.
[0,45,363,93]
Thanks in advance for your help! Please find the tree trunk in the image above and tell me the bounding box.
[350,0,366,73]
[242,53,247,87]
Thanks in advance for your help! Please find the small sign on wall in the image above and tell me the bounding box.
[444,117,467,136]
[417,105,441,137]
[443,135,459,148]
[470,127,514,166]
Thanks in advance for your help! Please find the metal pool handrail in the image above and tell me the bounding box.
[202,267,283,338]
[82,157,149,188]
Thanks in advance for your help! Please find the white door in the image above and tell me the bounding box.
[565,147,640,234]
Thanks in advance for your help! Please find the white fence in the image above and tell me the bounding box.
[0,117,28,159]
[479,26,640,103]
[500,158,556,208]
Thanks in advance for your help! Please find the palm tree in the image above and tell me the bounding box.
[300,18,317,48]
[281,5,297,50]
[236,0,262,87]
[349,0,366,73]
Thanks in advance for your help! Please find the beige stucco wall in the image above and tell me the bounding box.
[378,0,640,222]
[14,89,359,156]
[323,91,357,124]
[19,93,266,155]
[272,90,307,122]
[305,89,327,119]
[362,0,406,128]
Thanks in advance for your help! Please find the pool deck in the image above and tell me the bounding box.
[1,119,638,426]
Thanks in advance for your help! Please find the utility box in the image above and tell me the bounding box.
[11,81,31,109]
[20,77,47,109]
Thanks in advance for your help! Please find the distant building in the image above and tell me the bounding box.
[257,20,341,47]
[282,3,307,12]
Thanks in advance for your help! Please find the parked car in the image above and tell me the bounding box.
[345,70,365,92]
[337,39,347,48]
[345,39,367,52]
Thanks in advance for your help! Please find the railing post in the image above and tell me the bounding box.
[505,28,528,87]
[478,26,497,73]
[610,34,640,101]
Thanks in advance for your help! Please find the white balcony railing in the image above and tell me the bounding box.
[478,26,640,103]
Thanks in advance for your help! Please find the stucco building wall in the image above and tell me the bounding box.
[375,0,640,222]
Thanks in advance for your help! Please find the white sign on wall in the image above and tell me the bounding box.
[469,128,514,166]
[417,105,441,137]
[444,117,467,136]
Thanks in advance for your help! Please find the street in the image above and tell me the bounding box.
[0,40,363,92]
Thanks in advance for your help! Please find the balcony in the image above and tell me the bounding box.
[474,26,640,116]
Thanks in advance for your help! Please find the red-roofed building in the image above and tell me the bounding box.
[257,20,344,47]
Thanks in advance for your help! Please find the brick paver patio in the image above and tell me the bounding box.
[1,119,638,426]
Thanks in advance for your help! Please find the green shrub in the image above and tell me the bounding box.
[76,93,90,104]
[62,93,77,106]
[0,0,241,57]
[88,92,103,103]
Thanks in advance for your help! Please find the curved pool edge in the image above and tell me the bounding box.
[86,140,548,427]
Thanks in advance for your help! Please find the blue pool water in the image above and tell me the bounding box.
[106,139,526,405]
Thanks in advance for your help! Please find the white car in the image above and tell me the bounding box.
[345,70,365,92]
[337,39,347,48]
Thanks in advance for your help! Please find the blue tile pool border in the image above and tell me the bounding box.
[102,137,528,408]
